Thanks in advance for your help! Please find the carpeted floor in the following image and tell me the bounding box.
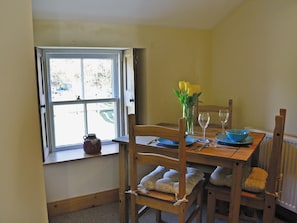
[49,202,227,223]
[49,201,290,223]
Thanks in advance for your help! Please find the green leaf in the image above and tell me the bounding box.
[173,88,202,107]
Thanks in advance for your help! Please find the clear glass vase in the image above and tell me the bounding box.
[182,104,195,135]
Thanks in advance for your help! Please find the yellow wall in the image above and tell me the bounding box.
[211,0,297,135]
[33,20,211,124]
[33,0,297,208]
[1,0,294,218]
[33,0,297,134]
[0,1,48,222]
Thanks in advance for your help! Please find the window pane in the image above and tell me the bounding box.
[50,59,82,101]
[39,48,125,152]
[53,104,85,147]
[87,102,116,140]
[83,59,113,99]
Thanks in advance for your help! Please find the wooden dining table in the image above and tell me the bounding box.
[113,124,265,223]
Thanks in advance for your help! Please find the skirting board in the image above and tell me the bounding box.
[47,188,119,217]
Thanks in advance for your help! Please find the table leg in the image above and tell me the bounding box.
[119,144,129,223]
[229,162,243,223]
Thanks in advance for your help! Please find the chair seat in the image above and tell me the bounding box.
[206,183,266,211]
[137,189,177,202]
[139,165,204,195]
[209,166,268,193]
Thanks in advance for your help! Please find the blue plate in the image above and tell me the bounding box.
[215,133,253,146]
[157,136,196,147]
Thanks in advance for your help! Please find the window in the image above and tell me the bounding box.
[35,47,136,160]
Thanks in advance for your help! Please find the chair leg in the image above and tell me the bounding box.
[196,188,203,223]
[130,196,138,223]
[155,210,161,223]
[206,190,216,223]
[178,205,187,223]
[262,197,276,223]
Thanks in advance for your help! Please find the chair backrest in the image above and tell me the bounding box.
[195,99,233,129]
[128,114,187,199]
[265,108,286,194]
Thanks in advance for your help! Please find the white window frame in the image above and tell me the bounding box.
[36,47,127,158]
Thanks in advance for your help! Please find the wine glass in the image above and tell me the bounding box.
[198,112,210,143]
[219,109,229,134]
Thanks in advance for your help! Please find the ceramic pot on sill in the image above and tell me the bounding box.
[83,133,101,154]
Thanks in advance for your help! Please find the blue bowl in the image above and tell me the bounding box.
[226,129,249,142]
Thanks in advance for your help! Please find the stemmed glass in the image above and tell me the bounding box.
[198,112,210,143]
[219,109,229,134]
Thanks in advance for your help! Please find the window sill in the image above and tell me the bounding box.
[43,143,119,165]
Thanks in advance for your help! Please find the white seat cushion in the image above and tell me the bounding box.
[139,165,204,195]
[139,166,168,190]
[209,166,268,193]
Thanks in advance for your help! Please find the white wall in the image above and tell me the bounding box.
[0,0,48,222]
[44,155,119,202]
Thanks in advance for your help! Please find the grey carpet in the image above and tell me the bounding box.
[49,202,227,223]
[49,202,288,223]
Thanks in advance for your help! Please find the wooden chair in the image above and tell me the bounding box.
[195,99,233,129]
[205,108,286,223]
[128,114,205,223]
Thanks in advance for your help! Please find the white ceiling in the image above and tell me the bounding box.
[32,0,245,29]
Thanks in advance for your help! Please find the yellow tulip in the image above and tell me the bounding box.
[187,85,194,96]
[178,81,201,95]
[191,84,201,93]
[178,81,187,92]
[187,84,201,96]
[184,82,190,92]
